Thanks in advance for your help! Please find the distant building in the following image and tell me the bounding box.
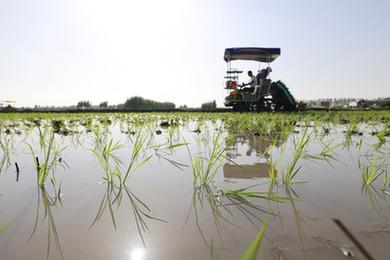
[348,100,358,108]
[316,100,331,108]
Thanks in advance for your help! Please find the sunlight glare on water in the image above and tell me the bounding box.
[127,247,145,260]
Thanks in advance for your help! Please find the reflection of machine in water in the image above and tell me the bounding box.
[224,132,288,179]
[226,132,287,158]
[223,163,270,179]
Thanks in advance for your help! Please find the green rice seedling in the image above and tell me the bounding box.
[241,218,268,260]
[91,138,123,183]
[374,129,387,148]
[122,131,152,184]
[187,131,229,187]
[343,121,358,147]
[362,157,385,186]
[222,185,286,220]
[303,139,340,164]
[223,185,286,204]
[267,141,287,183]
[283,128,310,185]
[26,128,64,186]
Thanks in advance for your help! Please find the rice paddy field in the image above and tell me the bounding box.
[0,111,389,260]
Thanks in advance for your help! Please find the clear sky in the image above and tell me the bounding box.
[1,0,389,107]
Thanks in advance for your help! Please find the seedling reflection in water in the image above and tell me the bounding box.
[0,133,13,173]
[89,182,166,246]
[29,184,64,260]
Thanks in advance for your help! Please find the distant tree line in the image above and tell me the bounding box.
[76,100,91,108]
[201,100,217,110]
[123,96,175,110]
[99,101,108,107]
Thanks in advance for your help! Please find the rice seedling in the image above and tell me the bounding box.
[122,130,153,184]
[91,128,152,185]
[373,129,387,148]
[223,185,286,204]
[25,128,67,186]
[267,141,286,183]
[91,137,123,183]
[303,139,340,165]
[362,157,385,186]
[342,120,360,147]
[282,128,310,185]
[241,218,268,260]
[2,110,390,258]
[186,131,234,188]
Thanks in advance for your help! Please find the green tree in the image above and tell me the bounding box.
[77,100,91,108]
[123,96,175,110]
[99,101,108,107]
[201,100,217,110]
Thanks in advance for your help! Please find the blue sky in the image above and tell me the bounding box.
[1,0,389,107]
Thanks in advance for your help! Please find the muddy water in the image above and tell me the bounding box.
[0,121,389,260]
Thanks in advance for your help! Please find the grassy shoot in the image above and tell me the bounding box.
[283,128,310,185]
[241,218,268,260]
[224,185,286,204]
[25,128,65,186]
[362,157,385,186]
[267,142,286,183]
[92,138,123,183]
[186,131,229,187]
[122,131,152,184]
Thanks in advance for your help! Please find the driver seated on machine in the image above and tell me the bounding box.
[241,71,257,93]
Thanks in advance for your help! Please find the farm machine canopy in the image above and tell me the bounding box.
[224,47,281,63]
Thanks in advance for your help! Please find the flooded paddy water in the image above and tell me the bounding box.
[0,111,389,260]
